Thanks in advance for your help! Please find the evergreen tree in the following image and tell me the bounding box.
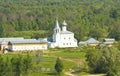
[55,57,63,75]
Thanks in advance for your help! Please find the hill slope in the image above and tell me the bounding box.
[0,0,120,40]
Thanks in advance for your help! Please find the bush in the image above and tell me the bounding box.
[106,71,116,76]
[86,47,120,74]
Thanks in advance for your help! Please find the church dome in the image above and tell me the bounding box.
[62,20,67,26]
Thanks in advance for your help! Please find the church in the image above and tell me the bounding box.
[0,19,78,53]
[48,19,78,48]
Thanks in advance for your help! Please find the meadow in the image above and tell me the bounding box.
[1,47,105,76]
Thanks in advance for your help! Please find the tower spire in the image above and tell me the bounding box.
[54,18,61,33]
[53,18,61,42]
[55,17,60,28]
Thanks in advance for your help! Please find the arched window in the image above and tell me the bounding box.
[69,37,71,39]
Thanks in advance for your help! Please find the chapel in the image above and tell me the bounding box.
[48,19,78,48]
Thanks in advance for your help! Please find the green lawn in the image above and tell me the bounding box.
[48,48,86,59]
[1,47,106,76]
[52,51,86,59]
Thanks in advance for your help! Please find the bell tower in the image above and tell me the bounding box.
[54,19,61,34]
[53,19,61,42]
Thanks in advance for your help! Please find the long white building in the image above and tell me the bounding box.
[0,38,47,52]
[48,19,78,48]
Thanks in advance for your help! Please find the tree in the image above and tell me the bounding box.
[86,48,101,73]
[55,57,63,75]
[109,9,118,19]
[0,55,6,76]
[109,23,120,40]
[0,24,4,36]
[23,53,32,75]
[88,26,106,39]
[86,47,120,75]
[11,55,23,76]
[115,41,120,50]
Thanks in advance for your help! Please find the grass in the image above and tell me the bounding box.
[1,47,106,76]
[38,57,56,68]
[52,51,86,59]
[48,47,86,59]
[62,59,77,70]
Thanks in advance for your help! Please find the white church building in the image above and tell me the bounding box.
[48,19,78,48]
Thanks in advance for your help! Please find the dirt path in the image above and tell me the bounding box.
[44,55,78,76]
[43,52,84,76]
[82,74,105,76]
[65,71,77,76]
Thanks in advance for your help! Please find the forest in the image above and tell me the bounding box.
[0,0,120,41]
[0,1,120,76]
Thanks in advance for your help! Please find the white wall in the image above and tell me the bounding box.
[58,34,77,48]
[53,33,61,42]
[60,34,74,42]
[58,41,77,48]
[8,44,47,51]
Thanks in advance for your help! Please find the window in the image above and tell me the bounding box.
[63,43,65,45]
[14,47,16,50]
[64,38,66,40]
[42,46,45,49]
[69,37,71,39]
[70,43,71,45]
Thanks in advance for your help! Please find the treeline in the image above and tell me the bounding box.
[0,0,120,40]
[0,54,32,76]
[86,45,120,76]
